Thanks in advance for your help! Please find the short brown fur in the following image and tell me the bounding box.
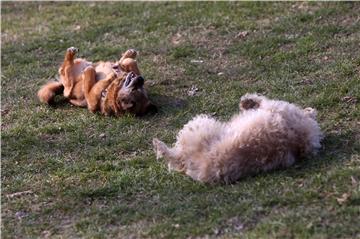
[38,48,156,116]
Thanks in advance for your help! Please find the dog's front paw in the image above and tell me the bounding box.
[153,138,167,160]
[239,93,264,111]
[122,49,137,59]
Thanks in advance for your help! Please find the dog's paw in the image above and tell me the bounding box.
[122,49,137,59]
[239,93,264,111]
[67,47,79,54]
[304,107,317,119]
[152,138,167,160]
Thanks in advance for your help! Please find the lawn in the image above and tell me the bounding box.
[1,2,359,238]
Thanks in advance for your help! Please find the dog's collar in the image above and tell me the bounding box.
[101,88,109,100]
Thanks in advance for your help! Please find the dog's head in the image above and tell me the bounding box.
[118,72,157,116]
[106,72,157,116]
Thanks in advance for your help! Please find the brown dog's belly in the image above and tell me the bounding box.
[95,62,114,81]
[68,62,115,100]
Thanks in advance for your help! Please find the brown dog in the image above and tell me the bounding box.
[38,47,156,116]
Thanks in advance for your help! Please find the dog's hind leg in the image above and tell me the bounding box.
[82,66,99,112]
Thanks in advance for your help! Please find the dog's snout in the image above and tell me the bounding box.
[124,72,143,88]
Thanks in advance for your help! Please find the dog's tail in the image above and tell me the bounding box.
[37,81,64,104]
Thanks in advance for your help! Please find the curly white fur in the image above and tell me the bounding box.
[153,94,323,183]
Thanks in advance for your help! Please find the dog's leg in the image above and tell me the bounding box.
[153,138,171,160]
[82,66,99,112]
[90,72,116,97]
[119,58,141,75]
[153,138,184,172]
[83,67,116,113]
[63,68,75,98]
[120,49,137,61]
[118,50,140,75]
[62,47,78,98]
[37,81,64,104]
[239,93,264,111]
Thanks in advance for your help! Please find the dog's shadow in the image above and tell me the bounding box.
[42,95,75,109]
[149,93,187,116]
[46,93,188,119]
[259,129,357,180]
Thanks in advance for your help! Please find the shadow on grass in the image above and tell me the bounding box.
[151,93,187,111]
[48,96,71,108]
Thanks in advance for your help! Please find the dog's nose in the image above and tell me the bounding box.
[135,76,144,86]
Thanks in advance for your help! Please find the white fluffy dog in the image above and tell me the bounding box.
[153,93,323,183]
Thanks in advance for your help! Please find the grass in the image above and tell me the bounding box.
[1,2,360,238]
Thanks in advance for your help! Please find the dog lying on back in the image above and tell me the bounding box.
[38,47,156,116]
[153,94,323,183]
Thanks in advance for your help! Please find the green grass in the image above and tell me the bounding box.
[2,2,360,238]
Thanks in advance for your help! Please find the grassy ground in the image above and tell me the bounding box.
[1,2,360,238]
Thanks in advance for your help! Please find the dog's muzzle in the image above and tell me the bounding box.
[124,72,144,88]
